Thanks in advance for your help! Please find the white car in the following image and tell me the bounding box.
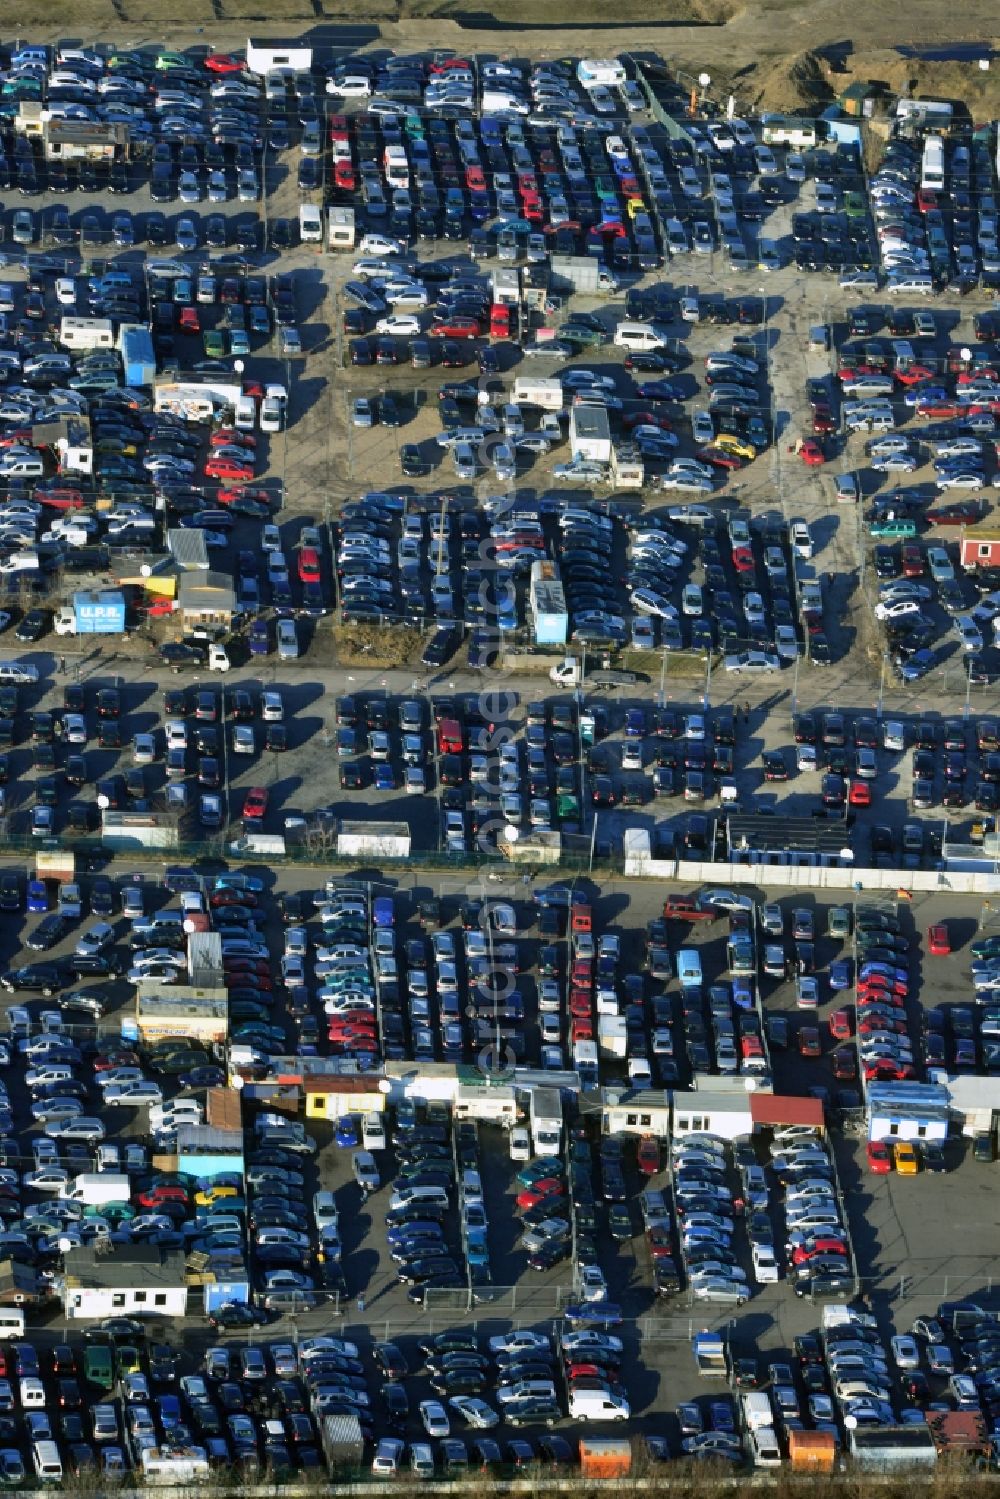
[103,1081,164,1107]
[261,690,283,722]
[552,460,609,483]
[232,725,255,755]
[724,649,780,673]
[579,1264,608,1302]
[937,471,984,489]
[418,1400,450,1438]
[874,598,921,621]
[374,313,421,337]
[891,1334,920,1370]
[164,719,188,750]
[956,615,984,652]
[488,1330,551,1355]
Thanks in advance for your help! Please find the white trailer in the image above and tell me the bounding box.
[336,820,411,860]
[327,206,355,251]
[512,377,564,410]
[245,39,313,76]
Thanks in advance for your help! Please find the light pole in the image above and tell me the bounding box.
[702,647,713,714]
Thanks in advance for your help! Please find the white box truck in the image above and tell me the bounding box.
[742,1391,775,1431]
[62,1173,131,1206]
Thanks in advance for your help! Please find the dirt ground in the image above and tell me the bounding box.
[11,0,1000,118]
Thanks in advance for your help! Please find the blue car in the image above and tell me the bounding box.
[829,958,852,991]
[335,1114,360,1148]
[26,879,48,913]
[899,648,935,682]
[638,380,684,401]
[248,618,270,656]
[374,764,395,792]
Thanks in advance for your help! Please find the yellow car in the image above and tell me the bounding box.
[893,1141,919,1175]
[195,1184,237,1207]
[715,433,756,461]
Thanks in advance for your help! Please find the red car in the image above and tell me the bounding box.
[205,457,253,483]
[848,779,871,808]
[698,446,743,470]
[832,1047,857,1080]
[812,405,835,434]
[36,488,84,510]
[623,410,672,432]
[569,992,593,1020]
[927,922,951,956]
[798,1025,821,1058]
[204,52,244,72]
[637,1136,660,1176]
[94,1050,140,1072]
[178,305,201,333]
[489,305,511,338]
[333,159,356,191]
[211,428,256,449]
[828,1009,852,1040]
[429,56,471,72]
[895,365,936,386]
[742,1034,765,1060]
[798,438,825,466]
[429,319,481,339]
[867,1140,892,1174]
[662,897,716,922]
[217,486,272,508]
[466,165,486,192]
[570,1017,594,1043]
[516,1181,565,1211]
[136,1184,189,1209]
[242,786,268,822]
[732,545,755,572]
[297,547,320,584]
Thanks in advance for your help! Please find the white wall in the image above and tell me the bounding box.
[623,853,1000,897]
[867,1113,948,1144]
[673,1104,753,1140]
[245,41,313,75]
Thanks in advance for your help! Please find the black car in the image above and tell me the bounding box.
[0,964,68,994]
[0,874,19,911]
[208,1303,270,1330]
[25,914,69,951]
[422,626,460,668]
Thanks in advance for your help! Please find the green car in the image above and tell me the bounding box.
[560,324,605,348]
[972,936,1000,960]
[556,792,580,820]
[400,444,429,477]
[83,1347,114,1391]
[870,518,917,539]
[155,51,189,70]
[515,1159,565,1188]
[203,330,226,359]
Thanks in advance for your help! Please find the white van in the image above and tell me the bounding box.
[750,1427,782,1467]
[676,948,703,988]
[0,1310,24,1337]
[234,393,256,432]
[31,1441,62,1484]
[299,204,323,243]
[613,321,667,351]
[567,1388,629,1420]
[20,1378,45,1408]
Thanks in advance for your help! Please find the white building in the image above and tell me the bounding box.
[866,1082,950,1144]
[603,1088,671,1138]
[62,1245,187,1320]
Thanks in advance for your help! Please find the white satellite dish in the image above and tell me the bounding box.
[504,825,520,842]
[698,72,711,88]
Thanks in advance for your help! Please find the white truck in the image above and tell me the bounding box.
[529,1087,562,1156]
[54,608,77,636]
[549,657,639,690]
[62,1173,131,1206]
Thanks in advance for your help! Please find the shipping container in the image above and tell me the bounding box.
[788,1429,837,1473]
[578,1437,631,1477]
